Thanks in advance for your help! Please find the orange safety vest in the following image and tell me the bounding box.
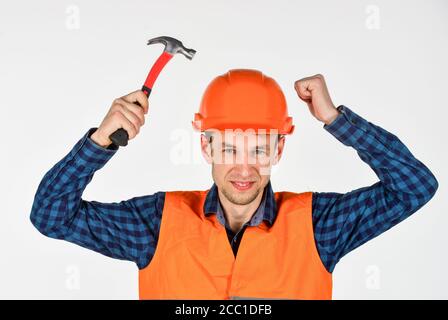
[139,190,332,300]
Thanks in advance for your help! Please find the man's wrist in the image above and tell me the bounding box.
[323,108,341,126]
[90,129,112,149]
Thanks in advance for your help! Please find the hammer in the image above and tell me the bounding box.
[109,36,196,147]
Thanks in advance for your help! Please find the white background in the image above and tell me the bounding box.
[0,0,446,299]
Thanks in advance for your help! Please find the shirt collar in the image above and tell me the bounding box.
[203,180,277,227]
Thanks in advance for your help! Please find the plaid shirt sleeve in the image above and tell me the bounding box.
[30,128,165,269]
[312,105,439,273]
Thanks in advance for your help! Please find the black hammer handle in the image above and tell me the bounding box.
[109,86,151,147]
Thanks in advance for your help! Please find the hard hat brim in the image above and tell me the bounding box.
[192,115,294,135]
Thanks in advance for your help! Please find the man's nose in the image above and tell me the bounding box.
[233,154,255,176]
[234,163,251,176]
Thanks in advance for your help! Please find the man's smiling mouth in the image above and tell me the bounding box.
[230,181,256,191]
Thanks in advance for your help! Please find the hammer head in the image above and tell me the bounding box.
[147,36,196,60]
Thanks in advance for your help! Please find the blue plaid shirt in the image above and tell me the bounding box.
[30,105,438,273]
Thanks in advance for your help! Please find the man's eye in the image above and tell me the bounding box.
[255,149,266,155]
[223,149,236,154]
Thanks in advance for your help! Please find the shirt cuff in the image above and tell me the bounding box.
[69,128,118,170]
[323,105,371,147]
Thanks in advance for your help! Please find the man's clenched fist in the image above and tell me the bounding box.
[91,90,149,148]
[294,74,340,125]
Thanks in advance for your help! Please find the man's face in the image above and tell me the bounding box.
[201,130,285,206]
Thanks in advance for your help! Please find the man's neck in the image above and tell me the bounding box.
[218,188,265,233]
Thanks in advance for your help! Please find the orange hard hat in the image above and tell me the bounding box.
[192,69,294,134]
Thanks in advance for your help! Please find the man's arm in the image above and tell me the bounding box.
[294,74,438,273]
[30,127,165,269]
[312,105,438,272]
[30,90,164,269]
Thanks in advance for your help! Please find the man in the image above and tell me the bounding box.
[30,69,438,299]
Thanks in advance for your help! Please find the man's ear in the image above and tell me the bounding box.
[200,134,213,164]
[272,135,286,165]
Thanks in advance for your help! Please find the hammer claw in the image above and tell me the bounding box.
[147,36,196,60]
